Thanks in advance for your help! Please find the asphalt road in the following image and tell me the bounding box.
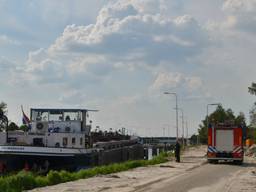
[136,161,249,192]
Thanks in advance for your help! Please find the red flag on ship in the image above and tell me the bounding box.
[21,106,30,125]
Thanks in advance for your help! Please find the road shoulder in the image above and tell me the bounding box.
[30,146,207,192]
[222,156,256,192]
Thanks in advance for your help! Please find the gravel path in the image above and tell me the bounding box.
[30,146,256,192]
[30,146,207,192]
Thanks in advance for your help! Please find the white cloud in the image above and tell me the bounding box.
[0,35,19,46]
[1,0,255,139]
[186,76,203,91]
[21,48,64,84]
[5,0,255,136]
[150,72,203,92]
[25,0,106,29]
[223,0,256,12]
[151,72,184,90]
[19,47,113,87]
[15,0,208,89]
[0,57,16,70]
[48,1,208,64]
[59,89,87,105]
[26,48,48,72]
[116,95,141,105]
[0,57,23,86]
[222,0,256,33]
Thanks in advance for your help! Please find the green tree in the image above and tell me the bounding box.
[0,102,8,131]
[248,82,256,95]
[190,134,198,145]
[198,105,246,144]
[249,102,256,128]
[248,83,256,142]
[20,124,29,132]
[8,122,19,131]
[235,112,246,126]
[0,101,7,114]
[248,103,256,142]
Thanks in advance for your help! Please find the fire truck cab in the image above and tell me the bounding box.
[207,122,244,164]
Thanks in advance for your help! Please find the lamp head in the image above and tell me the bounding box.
[164,92,175,95]
[209,103,221,106]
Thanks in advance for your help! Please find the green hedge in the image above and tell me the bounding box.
[0,152,171,192]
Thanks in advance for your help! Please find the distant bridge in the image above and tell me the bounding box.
[140,137,176,145]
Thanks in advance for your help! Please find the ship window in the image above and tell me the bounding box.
[65,115,70,121]
[49,111,63,121]
[33,138,44,146]
[72,137,76,145]
[41,112,49,121]
[80,137,83,145]
[63,137,68,147]
[64,112,81,121]
[32,111,49,121]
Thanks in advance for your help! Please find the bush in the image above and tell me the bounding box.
[16,171,37,190]
[75,168,97,180]
[0,177,8,192]
[58,170,75,182]
[0,152,171,192]
[35,176,49,187]
[0,171,36,192]
[47,170,62,185]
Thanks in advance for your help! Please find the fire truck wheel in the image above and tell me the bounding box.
[208,159,218,164]
[233,160,243,165]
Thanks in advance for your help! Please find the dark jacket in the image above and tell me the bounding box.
[175,142,181,155]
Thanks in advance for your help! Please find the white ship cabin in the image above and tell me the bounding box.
[0,108,98,149]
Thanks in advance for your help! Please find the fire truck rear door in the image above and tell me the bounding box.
[216,129,233,152]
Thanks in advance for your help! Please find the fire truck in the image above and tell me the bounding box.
[207,122,244,164]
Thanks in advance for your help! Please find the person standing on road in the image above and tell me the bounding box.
[175,140,181,162]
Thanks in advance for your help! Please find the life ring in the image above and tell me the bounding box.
[36,123,44,130]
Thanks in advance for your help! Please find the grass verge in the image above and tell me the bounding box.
[0,152,171,192]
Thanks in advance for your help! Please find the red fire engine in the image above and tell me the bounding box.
[207,122,244,164]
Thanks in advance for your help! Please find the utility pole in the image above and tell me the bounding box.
[164,92,179,140]
[177,108,184,145]
[163,124,170,137]
[186,120,188,145]
[180,109,184,145]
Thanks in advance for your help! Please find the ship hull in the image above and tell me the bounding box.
[0,145,95,172]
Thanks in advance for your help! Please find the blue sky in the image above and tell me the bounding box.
[0,0,255,137]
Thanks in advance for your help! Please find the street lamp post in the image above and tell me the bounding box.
[163,127,166,137]
[186,120,188,143]
[186,120,188,145]
[164,92,179,140]
[163,124,170,137]
[177,108,184,145]
[206,103,220,146]
[206,103,221,128]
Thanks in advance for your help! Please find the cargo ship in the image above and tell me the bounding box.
[0,108,141,173]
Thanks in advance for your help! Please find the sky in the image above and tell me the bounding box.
[0,0,256,137]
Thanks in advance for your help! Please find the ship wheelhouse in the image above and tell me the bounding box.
[28,108,97,148]
[30,108,92,134]
[0,108,101,172]
[0,108,97,149]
